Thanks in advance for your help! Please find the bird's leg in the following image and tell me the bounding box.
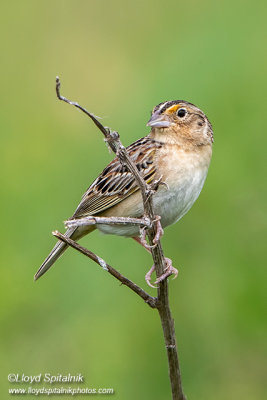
[133,216,164,251]
[152,215,164,244]
[133,227,156,252]
[133,222,178,288]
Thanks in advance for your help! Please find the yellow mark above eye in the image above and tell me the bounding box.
[165,104,180,114]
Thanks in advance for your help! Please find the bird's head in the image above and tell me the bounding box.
[147,100,213,146]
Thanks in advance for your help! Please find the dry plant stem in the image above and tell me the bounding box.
[53,231,157,309]
[66,216,151,229]
[56,77,186,400]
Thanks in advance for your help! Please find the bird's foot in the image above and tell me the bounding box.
[139,227,153,250]
[145,265,157,288]
[153,215,164,244]
[149,175,169,192]
[154,258,178,284]
[145,257,178,288]
[135,228,154,251]
[135,216,164,252]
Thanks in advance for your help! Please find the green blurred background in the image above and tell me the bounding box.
[1,0,266,399]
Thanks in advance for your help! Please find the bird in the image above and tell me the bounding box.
[34,100,213,286]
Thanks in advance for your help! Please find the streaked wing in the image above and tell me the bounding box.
[70,137,162,219]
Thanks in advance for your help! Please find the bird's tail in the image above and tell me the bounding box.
[34,227,78,281]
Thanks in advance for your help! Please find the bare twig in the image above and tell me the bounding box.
[56,77,109,140]
[53,231,157,309]
[56,77,186,400]
[56,77,150,202]
[56,76,120,154]
[65,216,152,229]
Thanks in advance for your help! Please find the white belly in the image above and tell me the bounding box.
[153,167,208,228]
[97,143,212,237]
[97,165,209,237]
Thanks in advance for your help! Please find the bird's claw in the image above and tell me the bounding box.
[145,265,158,288]
[154,258,178,284]
[150,175,169,192]
[145,257,178,288]
[139,227,156,250]
[139,215,164,249]
[153,216,164,244]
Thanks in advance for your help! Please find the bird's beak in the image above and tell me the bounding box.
[147,112,172,128]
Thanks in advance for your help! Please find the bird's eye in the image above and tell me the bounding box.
[177,108,187,118]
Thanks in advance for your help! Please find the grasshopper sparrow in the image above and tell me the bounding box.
[35,100,213,285]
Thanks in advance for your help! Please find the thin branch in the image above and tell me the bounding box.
[53,231,157,309]
[56,77,108,139]
[65,216,152,229]
[56,77,150,202]
[56,76,120,154]
[56,77,186,400]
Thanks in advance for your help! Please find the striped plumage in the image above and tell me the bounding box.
[35,100,213,284]
[72,137,162,218]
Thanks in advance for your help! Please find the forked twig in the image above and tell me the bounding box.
[53,231,157,309]
[55,77,186,400]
